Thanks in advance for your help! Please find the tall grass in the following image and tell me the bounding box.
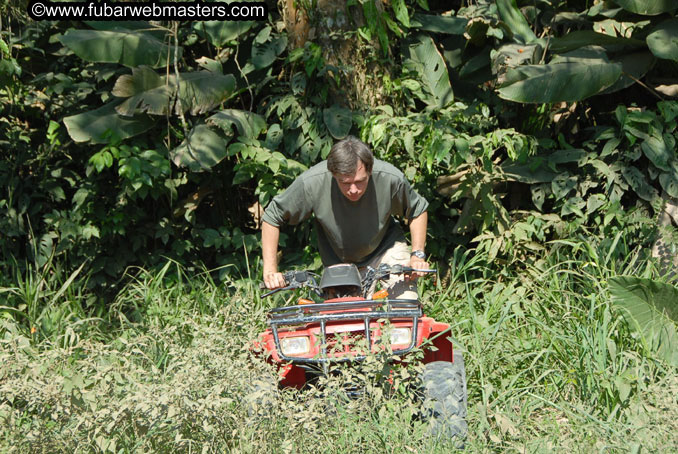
[0,257,106,347]
[0,237,676,453]
[422,237,674,452]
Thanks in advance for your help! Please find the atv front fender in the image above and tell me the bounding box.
[280,363,306,388]
[422,321,454,363]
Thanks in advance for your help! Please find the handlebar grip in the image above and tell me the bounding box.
[392,266,437,274]
[407,268,437,273]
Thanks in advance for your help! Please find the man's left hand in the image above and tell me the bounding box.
[408,256,429,280]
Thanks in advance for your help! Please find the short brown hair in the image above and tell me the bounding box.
[327,136,374,175]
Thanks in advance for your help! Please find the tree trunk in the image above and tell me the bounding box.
[281,0,390,110]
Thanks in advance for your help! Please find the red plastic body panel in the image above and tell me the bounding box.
[279,363,307,388]
[422,321,454,363]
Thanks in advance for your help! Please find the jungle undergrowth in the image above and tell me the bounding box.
[0,235,676,453]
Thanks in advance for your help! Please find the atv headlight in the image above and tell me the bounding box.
[389,327,411,346]
[280,336,310,356]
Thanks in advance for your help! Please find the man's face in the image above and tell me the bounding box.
[334,160,370,202]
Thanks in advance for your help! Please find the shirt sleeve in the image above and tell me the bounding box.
[395,177,429,220]
[261,176,314,227]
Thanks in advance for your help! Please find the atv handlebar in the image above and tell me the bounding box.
[260,264,436,298]
[260,270,321,298]
[360,264,435,298]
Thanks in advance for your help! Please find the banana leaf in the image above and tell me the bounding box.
[609,276,678,366]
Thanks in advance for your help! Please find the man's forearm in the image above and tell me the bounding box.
[261,221,280,275]
[409,211,428,252]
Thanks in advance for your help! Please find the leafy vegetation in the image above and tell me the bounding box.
[1,0,678,450]
[1,238,677,453]
[610,275,678,366]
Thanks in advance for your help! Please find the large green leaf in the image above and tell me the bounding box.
[193,21,254,47]
[58,28,180,68]
[647,18,678,61]
[252,27,288,69]
[502,149,588,184]
[176,72,236,115]
[659,158,678,198]
[543,149,588,164]
[609,276,678,366]
[496,0,539,44]
[561,196,586,217]
[362,0,389,56]
[252,36,287,69]
[614,0,678,16]
[392,0,410,27]
[497,61,622,103]
[549,31,644,54]
[207,109,266,139]
[600,51,655,94]
[170,124,228,172]
[493,43,541,72]
[84,21,167,39]
[323,105,353,140]
[500,161,558,184]
[660,171,678,198]
[410,13,467,34]
[404,35,453,108]
[550,46,609,64]
[641,134,674,171]
[112,67,236,116]
[459,47,492,80]
[620,165,659,202]
[111,66,170,115]
[63,101,155,144]
[551,173,577,200]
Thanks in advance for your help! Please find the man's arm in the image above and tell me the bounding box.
[262,221,286,289]
[408,211,429,276]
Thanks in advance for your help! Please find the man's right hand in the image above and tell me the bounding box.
[264,271,287,290]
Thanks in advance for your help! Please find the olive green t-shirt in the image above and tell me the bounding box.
[261,159,429,266]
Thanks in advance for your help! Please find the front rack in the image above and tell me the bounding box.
[267,299,423,364]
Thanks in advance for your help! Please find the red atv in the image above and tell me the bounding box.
[256,263,468,439]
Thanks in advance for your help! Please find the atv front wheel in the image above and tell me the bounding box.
[421,352,468,442]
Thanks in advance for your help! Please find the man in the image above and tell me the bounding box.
[261,136,429,298]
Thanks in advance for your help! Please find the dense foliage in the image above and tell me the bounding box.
[2,0,677,288]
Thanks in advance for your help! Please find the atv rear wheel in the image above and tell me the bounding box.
[421,352,468,442]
